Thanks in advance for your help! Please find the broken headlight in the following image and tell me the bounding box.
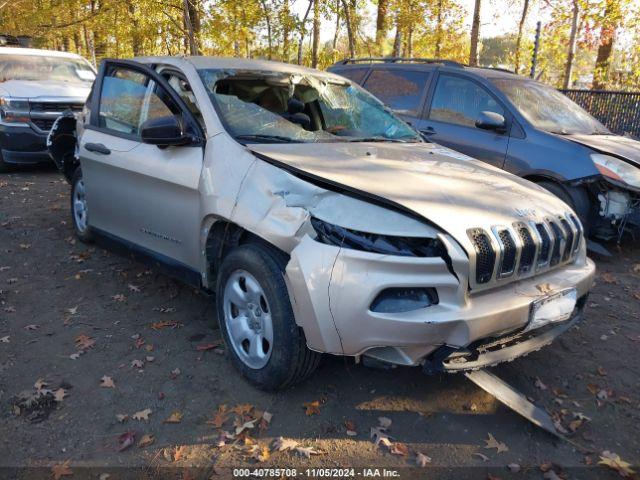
[592,153,640,190]
[310,217,445,257]
[0,96,30,125]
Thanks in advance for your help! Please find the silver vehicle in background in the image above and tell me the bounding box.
[0,46,94,171]
[49,57,594,390]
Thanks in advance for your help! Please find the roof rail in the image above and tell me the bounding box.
[337,57,465,68]
[478,66,516,74]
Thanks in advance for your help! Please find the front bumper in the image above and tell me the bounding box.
[285,234,595,365]
[0,123,51,165]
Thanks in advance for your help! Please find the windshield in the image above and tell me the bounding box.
[198,69,421,143]
[0,54,95,84]
[492,79,609,135]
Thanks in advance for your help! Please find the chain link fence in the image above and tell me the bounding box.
[560,89,640,138]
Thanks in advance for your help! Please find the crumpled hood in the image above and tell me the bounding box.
[250,142,573,252]
[567,134,640,167]
[0,80,91,100]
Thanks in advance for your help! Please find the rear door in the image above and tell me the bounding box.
[418,72,509,168]
[79,59,205,269]
[361,68,432,127]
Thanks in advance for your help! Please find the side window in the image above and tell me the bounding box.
[429,74,504,128]
[98,67,173,137]
[363,69,430,114]
[332,67,369,84]
[163,72,205,131]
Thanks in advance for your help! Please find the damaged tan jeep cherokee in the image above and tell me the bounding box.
[49,57,595,390]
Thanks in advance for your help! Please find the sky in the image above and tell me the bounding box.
[292,0,554,44]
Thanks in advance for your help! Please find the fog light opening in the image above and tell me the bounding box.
[370,288,438,313]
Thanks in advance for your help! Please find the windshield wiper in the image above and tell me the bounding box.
[235,134,297,143]
[347,136,416,143]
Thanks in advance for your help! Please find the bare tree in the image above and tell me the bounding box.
[183,0,199,55]
[514,0,529,73]
[341,0,356,58]
[563,0,579,88]
[297,0,313,65]
[312,0,320,67]
[469,0,481,66]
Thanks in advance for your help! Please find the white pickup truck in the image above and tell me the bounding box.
[0,46,94,171]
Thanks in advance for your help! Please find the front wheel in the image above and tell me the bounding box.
[70,169,94,243]
[538,181,592,236]
[216,243,320,390]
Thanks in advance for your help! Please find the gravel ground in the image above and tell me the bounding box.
[1,168,639,479]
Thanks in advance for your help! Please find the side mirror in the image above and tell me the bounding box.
[140,115,192,147]
[475,111,507,133]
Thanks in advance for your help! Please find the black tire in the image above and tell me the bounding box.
[538,180,592,235]
[216,243,320,390]
[70,168,94,243]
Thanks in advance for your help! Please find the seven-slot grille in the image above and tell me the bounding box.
[469,213,581,286]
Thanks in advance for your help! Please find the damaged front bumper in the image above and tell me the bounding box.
[285,234,595,369]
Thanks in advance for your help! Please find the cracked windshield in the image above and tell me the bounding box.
[198,69,421,143]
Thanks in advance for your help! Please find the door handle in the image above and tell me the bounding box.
[420,126,436,135]
[84,143,111,155]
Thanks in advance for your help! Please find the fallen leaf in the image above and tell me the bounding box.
[67,306,78,315]
[568,419,583,432]
[484,433,509,454]
[370,427,392,447]
[164,411,183,424]
[235,418,258,435]
[303,400,321,416]
[132,408,152,421]
[597,366,607,376]
[508,463,521,473]
[295,446,323,458]
[390,443,409,456]
[173,445,188,462]
[74,334,95,350]
[206,405,230,428]
[170,368,181,378]
[262,411,273,424]
[53,388,67,402]
[599,451,635,477]
[232,403,253,416]
[534,377,548,390]
[100,375,115,388]
[34,378,48,390]
[0,336,9,343]
[601,272,617,284]
[51,460,73,479]
[116,414,128,423]
[473,452,490,462]
[118,431,135,451]
[24,324,39,331]
[345,420,357,436]
[151,320,181,330]
[196,341,222,351]
[250,445,270,462]
[273,437,299,452]
[416,452,432,467]
[112,294,126,302]
[138,434,155,448]
[378,417,392,429]
[131,359,144,369]
[536,283,553,294]
[128,283,141,292]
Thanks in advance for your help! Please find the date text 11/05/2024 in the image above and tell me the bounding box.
[232,468,401,477]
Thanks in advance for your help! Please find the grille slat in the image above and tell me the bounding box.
[470,229,495,284]
[517,225,535,274]
[535,223,551,266]
[548,221,564,266]
[497,229,516,276]
[30,101,83,112]
[560,219,575,261]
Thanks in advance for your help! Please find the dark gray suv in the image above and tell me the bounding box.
[329,58,640,249]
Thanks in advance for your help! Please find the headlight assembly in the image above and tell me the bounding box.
[591,153,640,190]
[0,96,30,125]
[310,217,445,257]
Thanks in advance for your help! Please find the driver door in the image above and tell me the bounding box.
[80,60,205,271]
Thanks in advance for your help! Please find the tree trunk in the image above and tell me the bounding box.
[341,0,356,58]
[259,0,273,59]
[282,0,291,61]
[514,0,529,74]
[375,0,388,50]
[183,0,199,55]
[297,0,313,65]
[312,0,320,67]
[127,0,143,56]
[332,0,340,51]
[392,15,401,57]
[563,0,579,88]
[469,0,481,66]
[434,0,442,57]
[593,0,618,89]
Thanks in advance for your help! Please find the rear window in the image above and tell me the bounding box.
[363,69,430,115]
[331,67,369,84]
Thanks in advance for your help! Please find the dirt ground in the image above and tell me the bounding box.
[1,167,639,480]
